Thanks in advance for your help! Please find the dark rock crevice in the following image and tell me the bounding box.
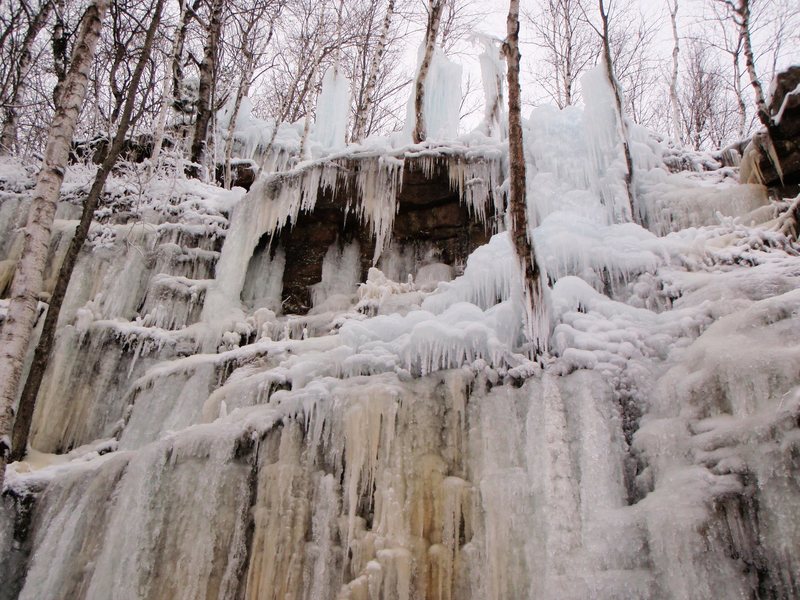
[741,66,800,194]
[271,161,497,315]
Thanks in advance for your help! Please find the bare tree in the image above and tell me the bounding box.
[352,0,395,142]
[526,0,598,108]
[0,1,54,154]
[505,0,547,352]
[711,0,773,130]
[607,7,659,128]
[0,0,60,157]
[262,0,350,124]
[347,0,413,140]
[190,0,226,173]
[412,0,445,143]
[733,0,769,128]
[150,0,190,171]
[679,39,736,149]
[704,3,748,139]
[11,0,165,463]
[438,0,480,54]
[51,0,69,104]
[0,0,109,489]
[527,0,657,127]
[668,0,683,145]
[222,0,281,186]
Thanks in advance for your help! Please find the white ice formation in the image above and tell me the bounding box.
[1,66,798,600]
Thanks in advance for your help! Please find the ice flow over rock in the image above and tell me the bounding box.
[1,66,799,600]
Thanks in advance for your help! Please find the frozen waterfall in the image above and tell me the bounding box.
[1,69,799,600]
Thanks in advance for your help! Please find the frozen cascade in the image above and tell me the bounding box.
[4,368,657,600]
[477,36,506,139]
[311,241,362,308]
[1,65,799,600]
[216,96,300,172]
[26,320,196,453]
[203,147,503,323]
[313,68,351,151]
[241,243,285,312]
[405,48,462,142]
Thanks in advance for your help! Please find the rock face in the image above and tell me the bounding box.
[272,161,495,314]
[274,189,374,314]
[741,66,800,190]
[215,161,258,190]
[393,165,492,268]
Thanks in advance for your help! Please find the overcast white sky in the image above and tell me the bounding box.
[396,0,799,132]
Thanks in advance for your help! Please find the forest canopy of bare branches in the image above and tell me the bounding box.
[0,0,797,163]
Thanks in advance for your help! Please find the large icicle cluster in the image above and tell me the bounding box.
[204,142,505,323]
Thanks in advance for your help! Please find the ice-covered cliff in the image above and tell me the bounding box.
[0,70,798,600]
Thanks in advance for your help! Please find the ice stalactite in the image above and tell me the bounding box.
[444,152,505,224]
[573,67,635,225]
[350,155,405,263]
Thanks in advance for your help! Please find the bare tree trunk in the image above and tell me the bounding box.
[718,0,780,177]
[224,5,280,186]
[189,0,225,173]
[412,0,445,144]
[1,1,54,154]
[0,0,109,489]
[598,0,637,223]
[51,0,68,105]
[332,0,345,74]
[668,0,683,146]
[10,0,164,464]
[150,0,189,172]
[732,45,747,139]
[562,1,574,106]
[738,0,769,129]
[224,54,254,188]
[352,0,395,142]
[173,0,197,106]
[505,0,547,353]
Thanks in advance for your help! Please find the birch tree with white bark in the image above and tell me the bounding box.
[526,0,597,109]
[412,0,445,144]
[351,0,395,142]
[11,0,165,462]
[668,0,684,146]
[222,0,282,187]
[148,0,190,172]
[190,0,226,174]
[0,0,110,490]
[0,0,54,154]
[590,0,638,223]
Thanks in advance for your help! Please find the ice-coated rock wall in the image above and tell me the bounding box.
[1,69,799,599]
